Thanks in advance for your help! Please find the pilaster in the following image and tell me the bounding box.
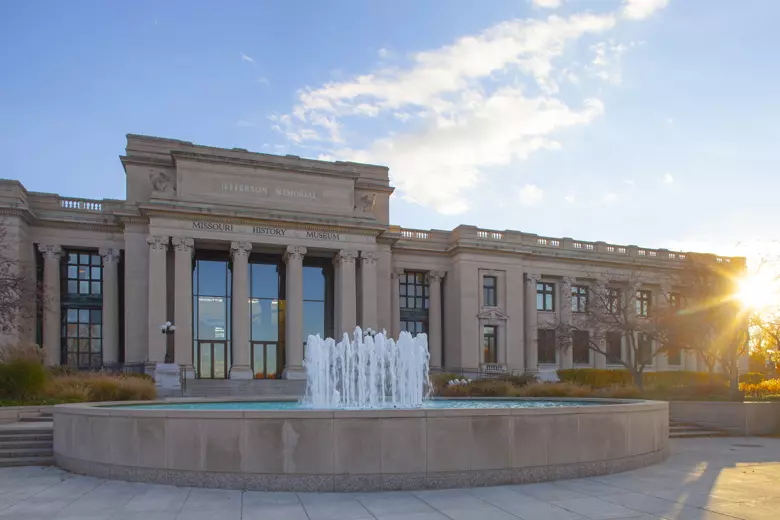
[524,272,539,374]
[359,251,379,330]
[427,271,446,368]
[38,244,62,366]
[99,247,120,365]
[146,235,169,371]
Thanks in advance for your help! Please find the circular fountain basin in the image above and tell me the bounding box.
[53,398,669,492]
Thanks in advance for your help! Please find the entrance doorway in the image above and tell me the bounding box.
[196,340,228,379]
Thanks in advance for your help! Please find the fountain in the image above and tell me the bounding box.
[52,326,669,491]
[303,327,430,409]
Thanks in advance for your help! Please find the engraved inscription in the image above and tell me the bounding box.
[192,221,234,232]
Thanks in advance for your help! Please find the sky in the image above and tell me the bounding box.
[1,0,779,262]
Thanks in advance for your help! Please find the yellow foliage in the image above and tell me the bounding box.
[740,379,780,400]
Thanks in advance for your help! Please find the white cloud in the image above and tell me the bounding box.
[533,0,562,8]
[240,52,254,63]
[273,1,668,214]
[378,47,393,59]
[564,194,576,203]
[590,40,631,84]
[666,117,674,124]
[256,77,270,85]
[623,179,635,185]
[602,192,619,203]
[622,0,670,20]
[519,184,544,206]
[663,172,674,184]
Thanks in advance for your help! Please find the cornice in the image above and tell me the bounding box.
[32,219,123,233]
[119,155,173,169]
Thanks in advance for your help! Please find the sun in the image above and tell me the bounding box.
[736,272,780,311]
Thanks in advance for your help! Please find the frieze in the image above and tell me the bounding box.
[189,221,343,242]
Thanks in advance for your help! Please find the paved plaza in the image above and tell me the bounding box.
[0,437,779,520]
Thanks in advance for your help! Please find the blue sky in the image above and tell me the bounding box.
[1,0,779,259]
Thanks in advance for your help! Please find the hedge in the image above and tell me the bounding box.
[557,368,728,388]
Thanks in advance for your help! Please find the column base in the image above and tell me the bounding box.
[283,366,307,380]
[229,365,253,380]
[144,362,157,378]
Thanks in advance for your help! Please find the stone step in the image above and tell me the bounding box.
[19,417,54,423]
[670,430,728,438]
[0,434,53,442]
[0,447,54,458]
[0,456,53,467]
[0,440,52,450]
[0,428,53,437]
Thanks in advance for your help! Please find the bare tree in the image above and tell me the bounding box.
[554,269,677,389]
[674,254,747,397]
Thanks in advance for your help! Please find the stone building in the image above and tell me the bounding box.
[0,134,747,380]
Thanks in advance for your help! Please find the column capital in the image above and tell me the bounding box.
[230,241,252,259]
[171,236,194,254]
[360,251,380,265]
[99,247,121,265]
[147,235,169,252]
[334,249,357,265]
[427,271,446,284]
[38,244,62,259]
[285,245,307,263]
[525,272,540,284]
[391,267,405,278]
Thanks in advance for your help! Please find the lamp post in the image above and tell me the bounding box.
[160,322,176,363]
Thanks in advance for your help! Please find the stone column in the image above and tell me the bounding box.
[230,241,253,379]
[391,268,404,339]
[359,252,379,330]
[283,246,306,379]
[524,273,539,373]
[427,271,446,368]
[335,249,357,337]
[38,245,62,366]
[559,277,573,369]
[99,248,120,365]
[146,236,169,370]
[171,237,194,379]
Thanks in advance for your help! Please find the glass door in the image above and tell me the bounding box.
[251,341,281,379]
[196,340,228,379]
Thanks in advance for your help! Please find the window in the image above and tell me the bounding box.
[606,288,621,314]
[483,325,497,363]
[571,285,588,313]
[606,331,622,364]
[669,292,681,310]
[537,282,555,311]
[401,320,426,335]
[400,272,429,310]
[483,276,497,307]
[65,252,102,296]
[399,271,429,333]
[572,330,590,365]
[636,290,651,316]
[63,308,102,368]
[537,329,556,364]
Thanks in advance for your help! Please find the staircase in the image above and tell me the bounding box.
[183,379,306,398]
[670,420,728,438]
[0,412,53,467]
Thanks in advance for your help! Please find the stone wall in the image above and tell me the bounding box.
[54,399,668,492]
[670,401,780,436]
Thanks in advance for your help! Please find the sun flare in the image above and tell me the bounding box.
[736,272,780,311]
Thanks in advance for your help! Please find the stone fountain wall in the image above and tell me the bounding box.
[53,399,669,492]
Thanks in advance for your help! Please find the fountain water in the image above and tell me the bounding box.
[303,326,431,409]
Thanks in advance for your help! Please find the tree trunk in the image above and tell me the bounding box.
[631,369,643,390]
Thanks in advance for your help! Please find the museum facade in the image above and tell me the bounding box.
[0,134,747,379]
